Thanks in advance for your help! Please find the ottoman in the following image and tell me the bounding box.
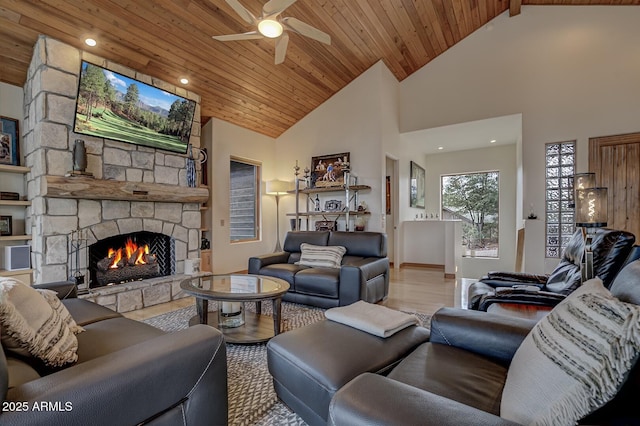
[267,319,430,426]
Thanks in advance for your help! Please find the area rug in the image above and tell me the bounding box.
[143,302,430,426]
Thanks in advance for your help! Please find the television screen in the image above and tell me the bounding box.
[73,61,196,154]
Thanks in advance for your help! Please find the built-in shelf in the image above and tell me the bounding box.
[0,164,30,174]
[0,200,31,207]
[0,235,32,242]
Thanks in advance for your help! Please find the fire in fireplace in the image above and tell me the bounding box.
[89,231,174,288]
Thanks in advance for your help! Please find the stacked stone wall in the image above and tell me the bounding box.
[23,35,204,287]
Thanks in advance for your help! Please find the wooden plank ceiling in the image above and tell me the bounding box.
[0,0,638,138]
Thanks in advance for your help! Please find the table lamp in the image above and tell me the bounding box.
[575,187,608,281]
[266,180,291,252]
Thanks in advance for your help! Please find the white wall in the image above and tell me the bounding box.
[424,144,517,278]
[400,6,640,273]
[204,118,278,273]
[275,63,393,234]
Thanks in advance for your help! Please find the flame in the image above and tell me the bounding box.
[107,238,150,269]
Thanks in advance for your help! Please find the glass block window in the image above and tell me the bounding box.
[545,141,576,258]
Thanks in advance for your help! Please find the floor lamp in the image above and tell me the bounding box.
[266,180,291,252]
[574,187,608,281]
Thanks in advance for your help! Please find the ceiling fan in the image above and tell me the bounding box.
[213,0,331,64]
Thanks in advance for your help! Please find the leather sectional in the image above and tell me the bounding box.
[0,281,228,425]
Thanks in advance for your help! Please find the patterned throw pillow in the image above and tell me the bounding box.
[297,243,347,268]
[0,277,80,367]
[37,289,84,335]
[500,278,640,426]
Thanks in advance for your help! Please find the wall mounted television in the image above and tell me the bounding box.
[73,61,196,154]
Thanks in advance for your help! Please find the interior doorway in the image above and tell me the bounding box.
[385,156,399,267]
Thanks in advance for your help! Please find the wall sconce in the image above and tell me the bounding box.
[575,187,608,281]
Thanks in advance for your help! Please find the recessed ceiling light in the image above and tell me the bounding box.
[438,146,444,150]
[85,38,97,47]
[180,78,189,85]
[490,139,497,143]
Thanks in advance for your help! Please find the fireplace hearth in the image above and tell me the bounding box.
[89,231,174,288]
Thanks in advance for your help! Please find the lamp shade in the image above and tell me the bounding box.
[573,172,596,191]
[575,187,608,228]
[266,180,291,195]
[570,172,597,209]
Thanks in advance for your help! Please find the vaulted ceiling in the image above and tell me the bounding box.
[0,1,638,138]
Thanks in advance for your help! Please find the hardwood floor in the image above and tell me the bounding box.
[123,266,459,321]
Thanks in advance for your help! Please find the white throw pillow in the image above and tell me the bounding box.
[500,278,640,426]
[297,243,346,268]
[0,277,79,367]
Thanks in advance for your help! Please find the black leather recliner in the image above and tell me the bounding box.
[328,259,640,425]
[467,228,636,311]
[248,231,389,308]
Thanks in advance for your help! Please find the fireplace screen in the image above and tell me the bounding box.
[89,231,174,288]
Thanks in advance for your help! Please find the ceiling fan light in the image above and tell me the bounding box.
[258,19,283,38]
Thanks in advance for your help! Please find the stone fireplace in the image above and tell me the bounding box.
[21,36,210,312]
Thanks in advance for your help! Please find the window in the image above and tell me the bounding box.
[441,171,499,258]
[545,141,575,258]
[230,157,260,242]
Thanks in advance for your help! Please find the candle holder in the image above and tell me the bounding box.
[218,301,245,328]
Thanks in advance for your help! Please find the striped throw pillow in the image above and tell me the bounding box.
[0,277,80,367]
[501,278,640,425]
[297,243,346,268]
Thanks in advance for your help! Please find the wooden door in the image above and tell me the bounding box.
[589,132,640,240]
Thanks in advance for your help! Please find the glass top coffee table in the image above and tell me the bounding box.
[180,274,290,344]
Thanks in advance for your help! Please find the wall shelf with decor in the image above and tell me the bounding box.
[288,182,371,232]
[0,164,32,283]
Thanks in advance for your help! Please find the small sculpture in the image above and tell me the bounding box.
[200,236,210,250]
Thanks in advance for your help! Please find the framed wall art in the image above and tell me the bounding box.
[410,161,425,208]
[310,152,350,189]
[0,116,19,166]
[0,216,12,236]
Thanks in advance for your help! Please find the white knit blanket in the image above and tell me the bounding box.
[325,301,419,338]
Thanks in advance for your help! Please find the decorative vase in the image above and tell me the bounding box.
[73,139,87,172]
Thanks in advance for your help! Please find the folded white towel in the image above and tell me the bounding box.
[325,300,420,338]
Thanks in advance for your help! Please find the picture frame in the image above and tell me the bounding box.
[410,161,425,208]
[324,199,343,212]
[0,116,20,166]
[310,152,350,189]
[0,215,12,236]
[315,220,337,231]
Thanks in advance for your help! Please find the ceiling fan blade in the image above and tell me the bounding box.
[225,0,257,24]
[262,0,297,18]
[212,31,264,41]
[282,17,331,45]
[275,32,289,64]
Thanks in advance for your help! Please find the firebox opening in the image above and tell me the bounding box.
[89,231,175,288]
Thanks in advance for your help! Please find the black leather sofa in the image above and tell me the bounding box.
[328,260,640,425]
[468,228,636,312]
[248,231,389,308]
[0,281,228,426]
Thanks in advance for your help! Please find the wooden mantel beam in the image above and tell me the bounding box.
[510,0,522,17]
[43,175,209,203]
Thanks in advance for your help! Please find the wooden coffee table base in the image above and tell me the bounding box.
[189,311,281,344]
